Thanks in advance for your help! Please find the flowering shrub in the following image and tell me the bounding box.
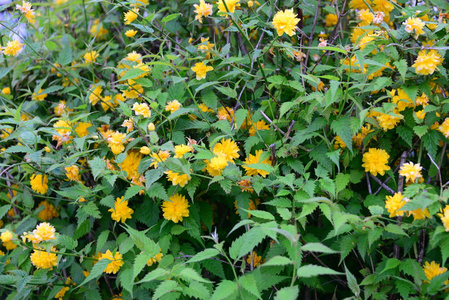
[0,0,449,299]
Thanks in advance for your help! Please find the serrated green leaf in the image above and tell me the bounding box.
[274,286,299,300]
[153,280,180,299]
[79,259,110,287]
[239,274,261,299]
[394,59,407,82]
[178,267,212,283]
[211,280,238,300]
[263,256,293,267]
[187,248,220,263]
[138,268,168,284]
[297,264,343,277]
[302,243,338,254]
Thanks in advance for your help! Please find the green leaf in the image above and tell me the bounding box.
[297,265,343,277]
[147,182,168,200]
[58,42,73,66]
[122,225,158,255]
[96,230,109,253]
[385,224,409,237]
[57,235,78,250]
[0,205,11,220]
[184,281,211,300]
[413,125,428,138]
[331,116,353,153]
[144,168,164,190]
[124,185,144,200]
[241,209,274,220]
[274,286,299,300]
[234,109,248,130]
[394,59,407,82]
[161,13,181,22]
[133,252,152,279]
[280,102,296,118]
[153,280,179,299]
[231,227,267,259]
[262,256,293,267]
[335,173,351,194]
[138,268,168,284]
[178,268,212,283]
[239,274,261,299]
[171,225,188,235]
[79,259,110,287]
[89,157,106,180]
[301,243,338,254]
[120,68,147,81]
[187,248,220,263]
[80,202,101,219]
[215,86,237,98]
[381,258,401,273]
[345,265,360,297]
[211,280,238,300]
[119,267,134,296]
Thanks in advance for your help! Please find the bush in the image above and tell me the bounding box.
[0,0,448,299]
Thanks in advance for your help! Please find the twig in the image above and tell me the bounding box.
[366,173,372,194]
[260,110,285,135]
[369,174,395,194]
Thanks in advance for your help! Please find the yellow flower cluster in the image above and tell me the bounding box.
[109,197,134,223]
[272,9,300,37]
[100,250,124,274]
[362,148,390,176]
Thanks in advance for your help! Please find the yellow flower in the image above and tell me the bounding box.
[83,51,99,64]
[121,151,143,179]
[412,49,443,75]
[358,9,374,26]
[90,19,109,39]
[409,208,430,220]
[0,231,13,243]
[372,0,395,13]
[30,247,58,270]
[438,205,449,232]
[194,0,213,23]
[217,106,234,121]
[217,0,240,15]
[122,119,134,132]
[423,261,447,281]
[125,51,142,63]
[362,148,391,176]
[2,87,11,95]
[16,1,35,24]
[100,250,124,274]
[197,37,215,59]
[191,62,213,80]
[390,88,413,112]
[123,80,143,99]
[107,131,127,155]
[334,135,347,149]
[75,122,92,137]
[30,174,49,194]
[249,120,270,136]
[385,192,406,217]
[165,170,190,187]
[205,155,228,176]
[148,122,155,131]
[109,197,134,223]
[403,17,425,37]
[55,287,69,299]
[349,0,370,10]
[3,40,23,56]
[247,251,264,267]
[238,179,254,193]
[124,8,139,25]
[198,103,213,113]
[162,193,190,223]
[89,85,103,105]
[32,89,48,101]
[165,100,182,113]
[125,29,138,38]
[325,14,338,27]
[140,146,151,155]
[37,200,60,221]
[439,118,449,138]
[212,138,240,163]
[399,162,423,183]
[416,93,429,106]
[54,100,73,116]
[65,165,81,182]
[243,150,272,177]
[375,111,402,131]
[174,144,193,158]
[272,9,300,37]
[353,124,374,148]
[147,251,164,266]
[133,102,151,117]
[32,222,56,243]
[150,150,170,168]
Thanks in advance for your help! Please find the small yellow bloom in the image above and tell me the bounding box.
[325,14,338,27]
[412,49,444,75]
[150,150,170,168]
[423,261,447,282]
[32,89,48,101]
[165,100,182,113]
[3,40,24,56]
[37,200,60,221]
[100,250,124,274]
[362,148,390,176]
[2,87,11,95]
[124,8,139,25]
[385,192,406,217]
[217,0,240,15]
[30,174,49,194]
[438,118,449,138]
[107,131,127,155]
[191,62,213,80]
[30,247,58,270]
[83,51,99,64]
[16,1,36,24]
[212,138,240,163]
[109,197,134,223]
[140,146,151,155]
[399,162,423,183]
[147,122,155,131]
[403,17,425,37]
[247,251,264,267]
[133,102,151,117]
[65,165,81,182]
[32,222,56,243]
[165,170,190,187]
[193,0,213,23]
[162,193,190,223]
[125,29,138,38]
[147,251,164,266]
[243,150,272,177]
[272,9,300,37]
[174,144,193,158]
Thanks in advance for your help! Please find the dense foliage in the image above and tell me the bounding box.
[0,0,449,299]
